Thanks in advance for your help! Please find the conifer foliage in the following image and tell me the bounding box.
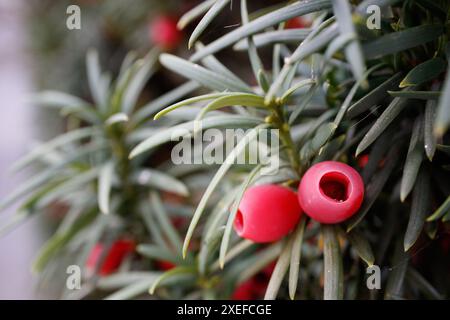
[2,0,450,299]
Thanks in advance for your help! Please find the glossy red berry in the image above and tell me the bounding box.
[233,185,302,243]
[86,239,135,276]
[149,16,182,50]
[298,161,364,224]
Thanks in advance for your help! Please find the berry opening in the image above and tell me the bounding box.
[319,172,350,202]
[234,210,244,235]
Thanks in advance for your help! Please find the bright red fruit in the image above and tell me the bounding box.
[149,16,182,50]
[233,185,302,243]
[86,239,135,276]
[298,161,364,224]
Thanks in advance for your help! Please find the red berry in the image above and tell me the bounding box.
[233,185,302,243]
[149,16,182,50]
[285,17,310,29]
[99,239,135,275]
[86,243,103,273]
[171,216,187,229]
[156,260,176,271]
[356,154,385,169]
[250,278,268,297]
[232,279,258,300]
[231,260,276,299]
[86,239,135,276]
[298,161,364,224]
[357,154,369,168]
[231,277,268,300]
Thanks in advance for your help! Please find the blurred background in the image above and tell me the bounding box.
[0,0,193,299]
[0,0,279,299]
[0,0,49,299]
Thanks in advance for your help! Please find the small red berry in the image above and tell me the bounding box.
[285,17,311,29]
[86,244,103,273]
[149,16,182,50]
[357,154,369,168]
[231,260,276,299]
[298,161,364,224]
[250,278,268,297]
[86,239,135,276]
[231,277,268,300]
[155,260,176,271]
[171,216,187,229]
[356,154,385,169]
[233,185,302,243]
[232,279,258,300]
